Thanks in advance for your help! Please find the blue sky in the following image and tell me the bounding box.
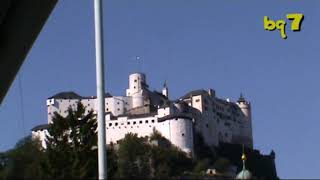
[1,0,319,178]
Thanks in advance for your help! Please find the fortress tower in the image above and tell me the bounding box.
[126,72,147,108]
[236,94,253,148]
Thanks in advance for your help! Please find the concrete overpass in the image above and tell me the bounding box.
[0,0,57,104]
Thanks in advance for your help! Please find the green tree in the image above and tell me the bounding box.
[0,136,46,179]
[43,102,98,179]
[116,130,193,179]
[150,143,193,178]
[107,143,118,179]
[116,133,151,179]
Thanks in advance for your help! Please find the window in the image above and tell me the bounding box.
[134,79,137,82]
[127,122,130,125]
[106,108,109,111]
[206,124,209,128]
[117,102,120,105]
[133,121,136,125]
[182,133,185,136]
[109,123,112,127]
[117,108,120,111]
[139,121,142,124]
[145,120,149,123]
[134,86,136,89]
[152,120,155,123]
[115,123,118,126]
[195,99,200,102]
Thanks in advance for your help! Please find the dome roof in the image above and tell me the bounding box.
[236,145,252,179]
[236,169,252,179]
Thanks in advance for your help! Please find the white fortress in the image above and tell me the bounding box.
[32,72,253,155]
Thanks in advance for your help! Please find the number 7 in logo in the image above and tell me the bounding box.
[286,14,304,31]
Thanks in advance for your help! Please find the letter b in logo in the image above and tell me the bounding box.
[264,16,276,31]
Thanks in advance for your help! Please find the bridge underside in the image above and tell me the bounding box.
[0,0,57,104]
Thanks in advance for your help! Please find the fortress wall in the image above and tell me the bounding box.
[105,115,194,154]
[158,118,194,155]
[105,116,158,144]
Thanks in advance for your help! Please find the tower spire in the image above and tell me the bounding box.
[241,144,247,170]
[163,80,167,88]
[238,92,246,103]
[162,80,169,98]
[236,144,252,179]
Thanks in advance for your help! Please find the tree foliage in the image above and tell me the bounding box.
[116,133,150,178]
[0,136,45,179]
[43,102,98,179]
[116,131,193,179]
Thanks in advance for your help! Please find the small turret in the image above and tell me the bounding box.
[237,93,251,120]
[162,80,169,98]
[208,88,215,97]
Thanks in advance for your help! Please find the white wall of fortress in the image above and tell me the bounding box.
[105,114,194,155]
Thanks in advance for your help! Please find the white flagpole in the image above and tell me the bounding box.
[94,0,107,179]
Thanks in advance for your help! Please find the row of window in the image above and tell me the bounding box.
[49,109,92,115]
[107,125,154,129]
[216,105,225,112]
[109,119,155,127]
[106,108,122,112]
[107,126,186,138]
[106,101,129,105]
